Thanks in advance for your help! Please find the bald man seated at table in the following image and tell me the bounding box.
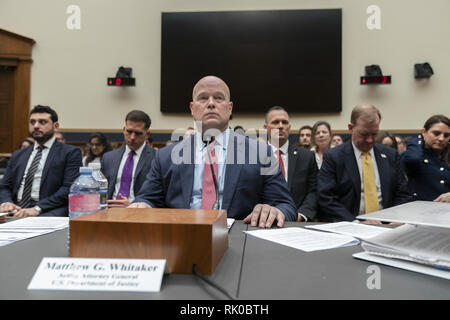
[128,75,297,228]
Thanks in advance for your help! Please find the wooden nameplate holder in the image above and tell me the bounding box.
[69,208,228,274]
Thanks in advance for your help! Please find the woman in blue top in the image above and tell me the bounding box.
[401,114,450,202]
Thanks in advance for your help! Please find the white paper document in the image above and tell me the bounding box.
[244,227,359,252]
[0,217,68,230]
[305,222,392,240]
[227,218,235,229]
[357,201,450,228]
[0,217,68,247]
[28,257,167,292]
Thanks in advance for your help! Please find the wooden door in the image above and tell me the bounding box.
[0,65,15,152]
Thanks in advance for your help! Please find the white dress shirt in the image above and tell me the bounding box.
[269,140,289,182]
[190,129,229,210]
[351,142,384,214]
[113,143,146,202]
[17,136,56,202]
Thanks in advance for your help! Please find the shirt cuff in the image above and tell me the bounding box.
[298,213,308,222]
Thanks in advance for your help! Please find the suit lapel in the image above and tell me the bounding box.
[222,131,243,210]
[343,141,361,197]
[373,145,389,204]
[108,146,125,196]
[16,146,34,188]
[287,144,297,190]
[40,142,60,187]
[135,145,149,178]
[179,136,195,207]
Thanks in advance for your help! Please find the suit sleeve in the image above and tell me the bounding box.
[298,153,318,221]
[36,147,82,211]
[134,152,165,208]
[317,151,356,222]
[0,152,19,204]
[400,137,422,174]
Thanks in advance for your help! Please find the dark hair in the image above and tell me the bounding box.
[30,105,58,123]
[423,114,450,131]
[376,131,398,151]
[312,120,332,149]
[125,110,151,129]
[423,114,450,164]
[265,106,287,123]
[299,125,313,134]
[85,132,112,165]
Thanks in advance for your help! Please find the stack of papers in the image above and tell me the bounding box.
[357,224,450,270]
[244,222,393,252]
[0,217,68,247]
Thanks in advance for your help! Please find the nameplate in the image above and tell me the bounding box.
[28,257,167,292]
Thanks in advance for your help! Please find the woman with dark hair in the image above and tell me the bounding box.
[376,131,398,151]
[311,120,332,169]
[83,132,112,166]
[401,114,450,202]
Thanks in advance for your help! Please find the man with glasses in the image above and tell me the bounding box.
[101,110,156,207]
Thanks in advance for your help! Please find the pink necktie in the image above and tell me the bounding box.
[201,142,218,209]
[278,149,286,177]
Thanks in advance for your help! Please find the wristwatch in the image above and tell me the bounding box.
[33,205,42,215]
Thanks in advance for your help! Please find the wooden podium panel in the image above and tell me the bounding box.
[69,208,228,274]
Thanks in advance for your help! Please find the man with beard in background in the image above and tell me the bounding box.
[0,105,82,217]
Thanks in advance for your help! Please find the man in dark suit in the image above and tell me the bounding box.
[317,104,412,222]
[130,76,297,228]
[264,106,318,221]
[102,110,156,208]
[0,105,82,217]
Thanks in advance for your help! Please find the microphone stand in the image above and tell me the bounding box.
[204,135,220,210]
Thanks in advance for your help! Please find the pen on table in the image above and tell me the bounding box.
[0,210,18,217]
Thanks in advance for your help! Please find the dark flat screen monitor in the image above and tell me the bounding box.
[161,9,342,113]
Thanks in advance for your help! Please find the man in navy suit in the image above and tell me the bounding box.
[130,76,297,228]
[0,105,82,217]
[264,106,318,222]
[317,104,412,222]
[102,110,156,208]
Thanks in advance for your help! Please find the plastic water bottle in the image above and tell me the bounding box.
[68,167,100,218]
[68,167,100,249]
[88,162,108,210]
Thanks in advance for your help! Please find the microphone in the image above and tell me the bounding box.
[202,133,220,210]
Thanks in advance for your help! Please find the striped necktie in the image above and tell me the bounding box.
[19,145,45,208]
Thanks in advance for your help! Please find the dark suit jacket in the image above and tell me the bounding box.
[0,141,82,216]
[401,136,450,201]
[317,140,412,222]
[101,144,157,199]
[287,144,318,221]
[134,131,297,221]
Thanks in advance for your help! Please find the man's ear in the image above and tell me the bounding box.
[54,122,60,130]
[347,123,353,134]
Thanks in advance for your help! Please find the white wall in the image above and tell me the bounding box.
[0,0,449,132]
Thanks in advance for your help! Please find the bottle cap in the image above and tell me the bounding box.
[79,167,93,173]
[88,162,101,170]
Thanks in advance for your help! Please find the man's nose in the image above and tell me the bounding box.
[207,96,216,108]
